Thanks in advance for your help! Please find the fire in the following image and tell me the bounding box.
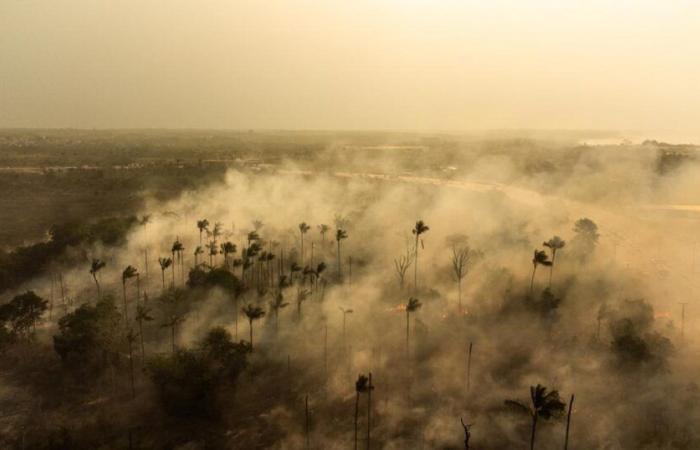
[654,311,671,319]
[387,304,407,312]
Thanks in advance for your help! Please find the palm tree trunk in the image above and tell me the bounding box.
[530,414,537,450]
[300,232,304,266]
[466,342,473,392]
[549,250,557,288]
[367,372,372,450]
[406,311,410,362]
[122,280,128,322]
[414,235,419,293]
[564,394,574,450]
[93,275,101,302]
[354,392,360,450]
[138,320,145,361]
[249,319,254,351]
[171,253,176,287]
[161,269,165,290]
[337,241,342,276]
[128,339,135,399]
[530,265,537,294]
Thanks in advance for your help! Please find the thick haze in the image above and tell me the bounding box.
[1,1,699,135]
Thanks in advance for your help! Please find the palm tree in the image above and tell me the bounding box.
[564,394,575,450]
[89,258,106,301]
[412,220,430,293]
[299,222,311,264]
[197,219,209,245]
[405,297,422,361]
[252,219,264,231]
[543,236,566,287]
[221,241,237,268]
[318,224,330,246]
[242,304,265,350]
[158,257,172,290]
[336,229,348,277]
[121,265,138,322]
[161,314,185,354]
[135,304,154,360]
[296,289,311,321]
[171,238,184,286]
[140,214,151,280]
[126,328,137,398]
[367,372,374,450]
[530,250,552,294]
[354,374,370,450]
[269,289,290,334]
[194,246,204,267]
[206,240,218,267]
[505,384,565,450]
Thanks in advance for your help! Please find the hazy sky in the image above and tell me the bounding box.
[1,1,699,133]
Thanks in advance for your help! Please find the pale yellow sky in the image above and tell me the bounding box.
[1,1,699,134]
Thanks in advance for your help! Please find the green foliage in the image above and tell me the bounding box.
[148,327,249,418]
[53,296,121,375]
[0,290,48,336]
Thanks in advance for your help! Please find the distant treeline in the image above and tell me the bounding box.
[0,216,137,294]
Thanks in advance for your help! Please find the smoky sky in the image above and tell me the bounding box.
[1,1,699,136]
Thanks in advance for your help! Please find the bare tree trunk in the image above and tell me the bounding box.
[305,394,310,450]
[406,311,410,363]
[367,372,372,450]
[122,281,128,322]
[354,392,360,450]
[564,394,574,450]
[530,414,537,450]
[466,342,473,392]
[128,338,135,399]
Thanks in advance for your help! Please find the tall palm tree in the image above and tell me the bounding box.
[269,288,290,334]
[242,304,265,351]
[505,384,565,450]
[252,219,265,231]
[564,394,575,450]
[318,224,330,246]
[206,240,218,267]
[336,229,348,277]
[158,257,172,290]
[194,246,204,267]
[171,238,185,286]
[135,304,154,361]
[412,220,430,293]
[355,374,370,450]
[121,265,138,322]
[367,372,374,450]
[221,241,237,268]
[197,219,209,245]
[126,328,137,399]
[530,250,553,294]
[161,314,185,353]
[296,289,311,321]
[89,258,106,301]
[299,222,311,264]
[543,236,566,287]
[139,214,151,280]
[405,297,422,361]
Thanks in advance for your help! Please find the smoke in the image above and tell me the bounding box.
[8,139,700,448]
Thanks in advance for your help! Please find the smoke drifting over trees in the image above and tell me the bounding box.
[0,133,699,449]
